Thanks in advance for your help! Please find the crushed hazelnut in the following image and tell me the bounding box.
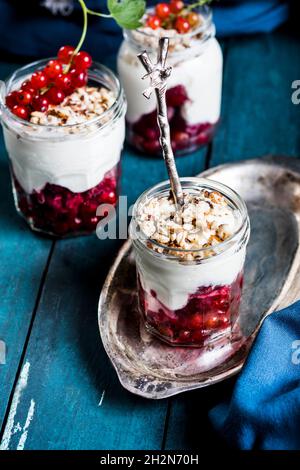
[136,190,239,260]
[131,14,204,54]
[29,86,115,127]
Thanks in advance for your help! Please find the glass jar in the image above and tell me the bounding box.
[130,178,250,348]
[0,60,126,237]
[117,5,222,156]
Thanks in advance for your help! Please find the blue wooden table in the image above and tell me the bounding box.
[0,30,300,450]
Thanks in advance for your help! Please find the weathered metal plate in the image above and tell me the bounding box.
[98,156,300,399]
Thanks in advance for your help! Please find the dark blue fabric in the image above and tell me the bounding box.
[213,1,289,36]
[0,1,292,61]
[0,0,121,62]
[209,300,300,450]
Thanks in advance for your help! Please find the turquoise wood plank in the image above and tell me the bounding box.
[0,236,167,450]
[0,62,53,432]
[0,144,208,449]
[122,146,208,206]
[164,31,300,450]
[211,31,300,165]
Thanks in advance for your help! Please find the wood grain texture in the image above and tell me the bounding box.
[0,237,167,450]
[165,31,300,450]
[121,146,207,207]
[0,62,53,432]
[0,144,208,449]
[211,31,300,165]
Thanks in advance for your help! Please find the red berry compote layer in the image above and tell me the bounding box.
[118,2,222,155]
[13,165,119,237]
[134,189,246,347]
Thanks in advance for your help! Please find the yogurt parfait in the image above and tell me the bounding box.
[1,48,126,237]
[130,178,250,347]
[118,2,222,155]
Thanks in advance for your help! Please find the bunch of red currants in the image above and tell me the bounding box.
[5,46,92,121]
[146,1,200,34]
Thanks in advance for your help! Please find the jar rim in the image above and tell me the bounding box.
[130,177,250,259]
[0,59,124,133]
[123,5,214,53]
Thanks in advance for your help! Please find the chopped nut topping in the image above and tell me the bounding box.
[136,190,239,260]
[30,86,115,126]
[131,13,204,54]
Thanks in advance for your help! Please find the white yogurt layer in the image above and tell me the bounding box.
[117,37,222,125]
[136,246,246,311]
[3,118,125,194]
[3,86,125,194]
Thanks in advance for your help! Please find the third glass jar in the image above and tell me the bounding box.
[130,178,250,348]
[117,5,223,156]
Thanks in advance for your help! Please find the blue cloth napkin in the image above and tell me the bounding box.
[209,300,300,450]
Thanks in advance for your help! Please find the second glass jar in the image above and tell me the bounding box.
[117,5,223,156]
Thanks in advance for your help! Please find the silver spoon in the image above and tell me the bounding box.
[138,37,184,207]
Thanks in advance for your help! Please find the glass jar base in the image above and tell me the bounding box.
[13,209,102,239]
[144,318,234,348]
[11,165,120,238]
[127,84,218,156]
[138,273,244,348]
[127,129,216,157]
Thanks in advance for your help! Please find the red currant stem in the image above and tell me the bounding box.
[74,0,89,56]
[64,0,112,73]
[40,85,52,96]
[86,8,112,18]
[186,0,213,11]
[74,1,112,55]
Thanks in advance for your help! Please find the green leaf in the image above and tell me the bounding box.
[107,0,146,30]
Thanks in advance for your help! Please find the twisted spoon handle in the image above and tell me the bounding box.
[138,37,184,207]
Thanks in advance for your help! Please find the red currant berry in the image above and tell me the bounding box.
[204,316,220,330]
[187,11,199,27]
[70,69,88,88]
[5,91,18,109]
[21,80,30,89]
[155,3,171,19]
[175,16,191,34]
[218,315,230,328]
[31,71,49,89]
[55,73,73,92]
[169,0,184,14]
[44,59,62,79]
[21,80,36,94]
[16,89,33,105]
[45,87,65,105]
[12,105,29,120]
[72,51,92,70]
[146,15,161,29]
[189,314,203,329]
[57,45,75,64]
[32,94,49,112]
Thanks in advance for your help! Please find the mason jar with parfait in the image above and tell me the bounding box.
[130,178,250,347]
[118,1,223,155]
[0,56,126,237]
